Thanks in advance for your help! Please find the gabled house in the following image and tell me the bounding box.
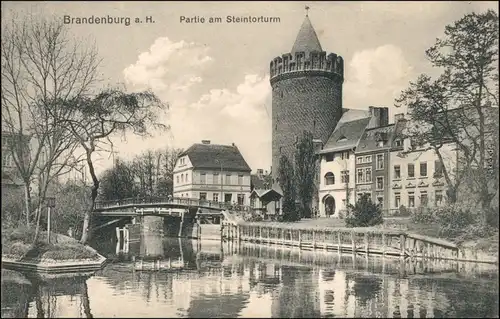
[173,140,252,206]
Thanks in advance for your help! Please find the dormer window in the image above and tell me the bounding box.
[395,139,402,147]
[377,140,384,147]
[338,135,347,142]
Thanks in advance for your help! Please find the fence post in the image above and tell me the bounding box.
[312,230,316,249]
[364,232,369,254]
[298,230,302,249]
[337,232,341,252]
[400,234,406,257]
[382,233,386,256]
[351,231,356,253]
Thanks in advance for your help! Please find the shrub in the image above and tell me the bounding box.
[398,205,410,217]
[345,194,383,227]
[410,206,436,224]
[436,204,477,238]
[5,241,31,257]
[282,208,301,222]
[42,245,98,261]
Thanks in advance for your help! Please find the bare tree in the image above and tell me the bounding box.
[1,14,99,231]
[62,89,168,244]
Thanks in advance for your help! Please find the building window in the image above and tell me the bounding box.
[434,160,443,178]
[341,151,349,160]
[395,139,402,147]
[408,164,415,178]
[237,194,245,205]
[341,170,349,183]
[342,199,346,208]
[435,190,443,206]
[186,174,189,183]
[395,192,401,208]
[357,168,364,183]
[376,176,384,190]
[213,193,219,202]
[356,156,363,164]
[377,140,384,147]
[377,196,383,208]
[238,175,243,185]
[365,167,372,183]
[394,165,401,179]
[213,173,219,184]
[376,154,384,170]
[326,153,334,162]
[181,174,184,183]
[200,173,206,184]
[2,153,13,167]
[225,174,231,185]
[420,191,428,207]
[325,172,335,185]
[420,162,427,177]
[365,155,372,163]
[199,192,207,200]
[176,175,179,184]
[408,192,415,208]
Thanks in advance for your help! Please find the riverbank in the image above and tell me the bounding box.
[239,217,498,262]
[1,226,106,272]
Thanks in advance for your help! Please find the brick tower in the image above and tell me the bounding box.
[270,11,344,182]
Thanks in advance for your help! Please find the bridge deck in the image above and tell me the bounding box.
[94,197,253,214]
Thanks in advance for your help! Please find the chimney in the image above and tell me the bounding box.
[394,113,405,122]
[201,140,211,144]
[366,106,389,129]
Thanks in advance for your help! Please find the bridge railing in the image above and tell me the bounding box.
[94,196,254,212]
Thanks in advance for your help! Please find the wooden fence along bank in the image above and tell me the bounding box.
[221,221,497,264]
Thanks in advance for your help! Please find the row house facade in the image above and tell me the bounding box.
[317,110,372,217]
[317,106,458,217]
[173,140,252,206]
[388,118,456,213]
[353,107,394,212]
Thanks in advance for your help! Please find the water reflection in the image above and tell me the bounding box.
[2,220,498,318]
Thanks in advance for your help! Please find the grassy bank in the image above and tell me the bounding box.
[1,226,100,262]
[247,217,499,256]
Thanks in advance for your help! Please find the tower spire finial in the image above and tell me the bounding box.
[305,5,310,17]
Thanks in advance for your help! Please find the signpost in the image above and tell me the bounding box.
[46,197,56,244]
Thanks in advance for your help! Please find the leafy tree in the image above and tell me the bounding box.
[61,90,168,244]
[294,131,317,218]
[99,158,137,201]
[345,194,383,227]
[395,10,499,225]
[278,155,299,221]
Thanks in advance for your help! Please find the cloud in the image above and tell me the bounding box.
[344,44,414,118]
[170,74,272,172]
[115,37,272,173]
[123,37,213,103]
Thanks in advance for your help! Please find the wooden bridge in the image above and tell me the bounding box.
[93,196,253,217]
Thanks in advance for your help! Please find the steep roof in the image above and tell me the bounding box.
[391,119,407,150]
[357,124,397,153]
[180,143,251,172]
[291,15,323,55]
[319,116,371,154]
[251,175,266,190]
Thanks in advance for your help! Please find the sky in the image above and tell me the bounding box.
[2,1,497,176]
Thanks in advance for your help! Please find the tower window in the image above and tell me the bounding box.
[280,91,284,98]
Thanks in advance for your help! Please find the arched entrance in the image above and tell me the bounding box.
[322,195,336,217]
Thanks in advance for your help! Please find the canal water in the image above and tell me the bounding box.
[2,222,499,318]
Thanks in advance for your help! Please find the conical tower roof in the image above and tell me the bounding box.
[291,15,322,55]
